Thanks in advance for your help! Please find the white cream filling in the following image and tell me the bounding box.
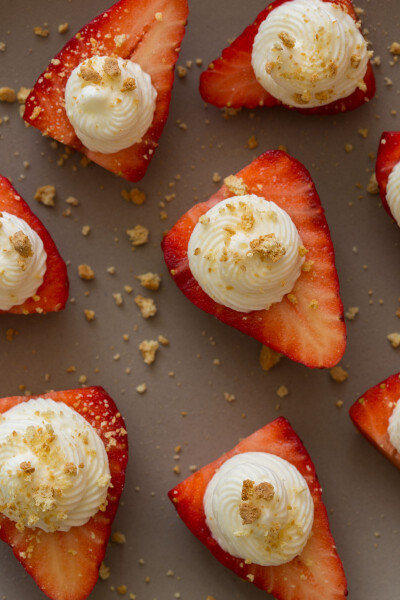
[188,195,304,313]
[0,212,47,311]
[388,399,400,453]
[251,0,369,108]
[65,55,157,154]
[204,452,314,566]
[386,161,400,227]
[0,398,111,533]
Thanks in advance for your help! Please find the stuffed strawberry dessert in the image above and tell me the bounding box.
[24,0,189,182]
[162,151,346,368]
[350,373,400,470]
[200,0,375,114]
[0,386,128,600]
[169,417,347,600]
[376,132,400,227]
[0,175,68,314]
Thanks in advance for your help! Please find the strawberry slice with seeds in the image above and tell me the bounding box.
[0,175,68,314]
[376,131,400,221]
[199,0,375,114]
[169,417,348,600]
[0,386,128,600]
[162,151,346,368]
[349,373,400,469]
[24,0,189,182]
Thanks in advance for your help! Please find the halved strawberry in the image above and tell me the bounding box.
[199,0,375,114]
[162,151,346,368]
[0,386,128,600]
[24,0,189,182]
[169,417,347,600]
[375,131,400,220]
[349,373,400,469]
[0,175,68,314]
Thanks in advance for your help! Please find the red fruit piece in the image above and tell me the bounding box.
[349,373,400,470]
[0,175,68,314]
[169,417,347,600]
[0,386,128,600]
[199,0,375,114]
[162,150,346,368]
[24,0,189,182]
[375,131,400,220]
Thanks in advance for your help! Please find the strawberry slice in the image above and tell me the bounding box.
[375,131,400,221]
[0,386,128,600]
[349,373,400,470]
[24,0,189,182]
[169,417,347,600]
[199,0,375,114]
[0,175,68,314]
[162,151,346,368]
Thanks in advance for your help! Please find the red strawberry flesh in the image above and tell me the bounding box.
[0,386,128,600]
[162,150,346,368]
[169,417,348,600]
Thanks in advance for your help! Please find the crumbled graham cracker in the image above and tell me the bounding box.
[58,22,69,34]
[389,42,400,55]
[113,293,123,306]
[83,309,95,321]
[136,383,147,394]
[117,585,128,595]
[177,65,187,78]
[134,295,157,319]
[250,234,286,262]
[34,26,49,38]
[104,57,120,77]
[34,185,56,206]
[387,333,400,348]
[121,77,136,92]
[0,87,16,103]
[78,264,95,281]
[111,531,126,544]
[239,502,261,525]
[330,365,349,383]
[80,64,102,83]
[241,479,254,500]
[212,172,222,183]
[17,87,31,104]
[82,225,91,236]
[136,272,161,291]
[224,392,235,402]
[278,31,295,48]
[246,136,258,149]
[366,173,379,194]
[276,385,288,398]
[345,306,359,321]
[158,335,169,346]
[224,175,248,196]
[121,187,146,205]
[10,231,33,258]
[139,340,159,365]
[126,225,149,249]
[254,482,274,500]
[259,346,282,371]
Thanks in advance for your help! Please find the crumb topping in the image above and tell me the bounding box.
[249,234,286,262]
[10,231,33,259]
[224,175,248,196]
[104,57,121,78]
[80,64,102,84]
[121,77,137,92]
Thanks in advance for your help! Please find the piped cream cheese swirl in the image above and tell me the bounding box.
[65,55,157,153]
[0,212,47,311]
[188,195,304,312]
[252,0,369,108]
[204,452,314,566]
[386,162,400,227]
[388,400,400,453]
[0,398,111,533]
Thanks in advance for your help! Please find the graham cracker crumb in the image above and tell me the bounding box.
[239,502,261,525]
[34,185,56,206]
[177,65,187,78]
[111,531,126,544]
[126,225,149,249]
[390,42,400,55]
[10,231,33,258]
[58,23,69,34]
[113,293,123,306]
[259,346,282,371]
[387,332,400,348]
[78,264,95,281]
[66,196,79,206]
[345,143,353,153]
[104,57,121,78]
[330,365,349,383]
[224,175,248,196]
[276,385,288,398]
[99,562,110,580]
[0,42,6,52]
[0,87,16,103]
[367,173,379,194]
[173,465,181,474]
[346,306,359,320]
[121,77,136,92]
[34,26,49,38]
[336,400,344,409]
[82,225,91,236]
[134,295,157,319]
[224,392,235,403]
[255,482,275,500]
[136,383,147,394]
[30,106,42,120]
[80,64,102,83]
[84,309,95,321]
[17,87,31,104]
[246,135,258,149]
[158,335,169,346]
[117,585,128,595]
[250,234,286,262]
[136,272,161,291]
[278,31,295,48]
[155,12,163,21]
[241,479,254,500]
[212,172,222,183]
[139,340,159,365]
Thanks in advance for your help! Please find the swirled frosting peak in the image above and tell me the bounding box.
[251,0,370,108]
[386,161,400,227]
[204,452,314,566]
[65,55,157,153]
[0,212,47,311]
[188,193,304,312]
[0,398,111,532]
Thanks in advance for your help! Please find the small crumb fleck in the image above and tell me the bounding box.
[276,385,288,398]
[78,264,95,281]
[58,22,69,34]
[366,173,379,195]
[111,531,126,544]
[136,272,161,291]
[139,340,159,365]
[345,306,359,321]
[224,392,235,403]
[345,143,353,153]
[136,383,147,394]
[113,293,123,306]
[81,225,91,236]
[177,65,187,78]
[134,296,157,319]
[330,365,349,383]
[259,346,282,371]
[99,562,110,581]
[246,136,258,149]
[158,335,169,346]
[212,172,222,183]
[34,185,56,207]
[126,225,149,249]
[336,400,344,409]
[83,309,95,321]
[387,332,400,348]
[34,26,49,37]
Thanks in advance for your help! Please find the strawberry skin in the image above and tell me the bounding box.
[199,0,375,114]
[349,373,400,470]
[0,386,128,600]
[0,175,68,314]
[376,131,400,221]
[169,417,347,600]
[24,0,189,182]
[162,151,346,368]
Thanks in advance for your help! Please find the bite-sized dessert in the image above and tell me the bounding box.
[162,151,346,368]
[376,131,400,227]
[350,373,400,470]
[200,0,375,114]
[0,175,68,314]
[169,417,347,600]
[0,386,128,600]
[24,0,189,182]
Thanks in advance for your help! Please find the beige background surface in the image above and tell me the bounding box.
[1,0,400,598]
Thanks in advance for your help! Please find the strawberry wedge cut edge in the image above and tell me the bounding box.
[162,150,346,368]
[0,386,128,600]
[168,417,348,600]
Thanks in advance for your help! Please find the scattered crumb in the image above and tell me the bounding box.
[224,392,235,403]
[177,65,187,78]
[66,195,79,206]
[345,306,359,321]
[136,383,147,394]
[246,135,258,149]
[34,26,49,37]
[126,225,149,249]
[358,128,368,139]
[224,175,248,196]
[113,293,123,306]
[111,531,126,544]
[117,585,128,596]
[0,87,16,103]
[173,465,181,474]
[99,562,110,581]
[34,185,56,207]
[344,143,353,153]
[17,87,31,104]
[336,400,344,409]
[330,365,349,383]
[81,225,91,236]
[83,309,95,321]
[134,295,157,319]
[259,346,282,371]
[155,11,163,21]
[0,42,5,52]
[136,272,161,291]
[78,264,95,281]
[158,335,169,346]
[58,22,69,34]
[387,332,400,348]
[212,172,222,183]
[121,187,146,205]
[107,266,116,275]
[366,173,379,194]
[389,42,400,55]
[276,385,288,398]
[139,340,159,365]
